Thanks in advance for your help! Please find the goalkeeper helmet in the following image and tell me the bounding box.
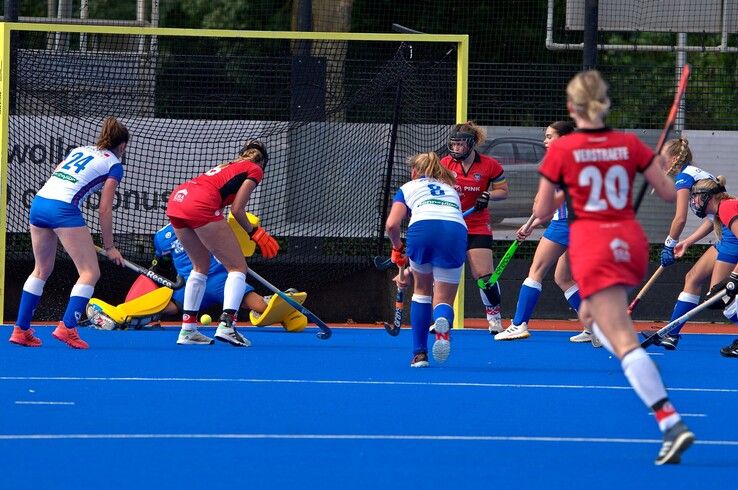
[239,139,269,167]
[447,130,475,161]
[689,178,725,218]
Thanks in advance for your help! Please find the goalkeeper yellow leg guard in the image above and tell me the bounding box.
[281,310,308,332]
[250,290,308,330]
[227,212,261,257]
[117,286,174,321]
[87,298,127,325]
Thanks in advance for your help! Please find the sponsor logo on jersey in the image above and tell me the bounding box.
[418,198,460,210]
[573,147,629,163]
[50,171,78,183]
[463,185,482,192]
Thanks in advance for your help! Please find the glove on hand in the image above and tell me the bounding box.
[706,272,738,309]
[390,244,408,267]
[474,191,490,211]
[249,227,280,258]
[660,245,675,267]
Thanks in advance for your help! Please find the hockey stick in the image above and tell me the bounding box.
[384,265,405,336]
[95,246,185,290]
[627,266,664,315]
[640,287,727,348]
[477,214,536,289]
[374,207,477,271]
[246,268,332,340]
[634,64,691,212]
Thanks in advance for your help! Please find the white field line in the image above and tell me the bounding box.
[0,433,736,446]
[14,401,74,406]
[1,376,736,393]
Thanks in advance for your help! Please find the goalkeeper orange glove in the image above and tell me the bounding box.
[249,227,280,258]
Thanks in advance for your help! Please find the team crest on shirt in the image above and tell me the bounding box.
[610,238,630,263]
[173,189,188,202]
[473,173,481,182]
[164,231,172,239]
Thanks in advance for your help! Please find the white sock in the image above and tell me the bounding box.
[223,271,247,312]
[621,348,670,412]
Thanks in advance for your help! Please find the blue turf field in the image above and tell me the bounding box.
[1,325,737,490]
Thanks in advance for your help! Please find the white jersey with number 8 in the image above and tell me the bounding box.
[36,145,123,207]
[395,177,467,228]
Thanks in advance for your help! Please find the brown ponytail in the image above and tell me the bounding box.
[96,117,129,150]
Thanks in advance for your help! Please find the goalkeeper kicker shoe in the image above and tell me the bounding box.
[494,322,530,341]
[655,421,695,465]
[9,326,42,347]
[431,318,451,363]
[177,328,214,345]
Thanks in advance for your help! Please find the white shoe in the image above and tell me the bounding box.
[591,333,603,348]
[177,328,214,345]
[431,318,451,363]
[215,324,251,347]
[488,314,503,334]
[494,322,530,341]
[569,330,592,343]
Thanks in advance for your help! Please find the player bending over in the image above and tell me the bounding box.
[86,220,308,336]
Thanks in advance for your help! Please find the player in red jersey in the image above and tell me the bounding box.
[535,70,694,465]
[440,121,509,333]
[166,139,279,347]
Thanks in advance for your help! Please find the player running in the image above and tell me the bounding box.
[165,139,279,347]
[386,152,467,367]
[440,121,508,334]
[9,117,129,349]
[535,70,694,465]
[495,121,589,342]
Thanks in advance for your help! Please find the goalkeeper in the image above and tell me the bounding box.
[86,219,308,337]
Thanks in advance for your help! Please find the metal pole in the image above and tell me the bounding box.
[582,0,599,69]
[675,33,687,131]
[296,0,312,56]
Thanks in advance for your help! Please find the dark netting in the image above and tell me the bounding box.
[5,29,458,321]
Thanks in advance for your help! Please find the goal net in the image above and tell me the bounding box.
[0,25,466,322]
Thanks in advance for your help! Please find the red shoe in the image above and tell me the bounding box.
[52,322,89,349]
[9,326,42,347]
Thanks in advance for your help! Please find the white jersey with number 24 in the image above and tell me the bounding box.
[36,145,123,207]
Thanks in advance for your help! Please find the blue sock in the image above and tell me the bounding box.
[433,303,454,326]
[513,278,542,325]
[62,284,95,328]
[669,292,699,335]
[564,285,581,312]
[16,276,46,330]
[411,295,432,355]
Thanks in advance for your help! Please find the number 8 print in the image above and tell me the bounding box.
[428,183,445,196]
[579,165,629,211]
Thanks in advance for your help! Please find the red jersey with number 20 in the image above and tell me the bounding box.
[440,152,505,235]
[539,128,655,298]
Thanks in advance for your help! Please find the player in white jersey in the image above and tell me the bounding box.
[385,152,468,367]
[9,117,129,349]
